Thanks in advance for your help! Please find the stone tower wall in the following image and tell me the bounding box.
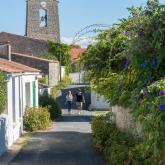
[26,0,60,43]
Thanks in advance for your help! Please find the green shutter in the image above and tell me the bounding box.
[32,81,36,107]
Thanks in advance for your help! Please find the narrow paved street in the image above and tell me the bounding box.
[8,110,105,165]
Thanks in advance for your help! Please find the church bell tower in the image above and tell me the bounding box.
[25,0,60,42]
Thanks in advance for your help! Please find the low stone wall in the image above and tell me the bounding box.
[0,44,60,87]
[0,32,49,56]
[11,53,59,87]
[112,106,142,136]
[11,53,50,74]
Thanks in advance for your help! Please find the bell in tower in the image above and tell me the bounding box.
[25,0,60,42]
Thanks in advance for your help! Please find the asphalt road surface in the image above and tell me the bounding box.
[8,110,105,165]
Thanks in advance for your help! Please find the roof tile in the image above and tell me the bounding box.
[70,48,86,61]
[0,58,40,73]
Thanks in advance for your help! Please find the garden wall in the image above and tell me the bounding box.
[112,106,142,136]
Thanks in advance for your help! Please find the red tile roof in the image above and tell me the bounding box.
[70,48,86,61]
[0,58,40,74]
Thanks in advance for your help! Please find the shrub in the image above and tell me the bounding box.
[24,107,51,131]
[39,95,61,119]
[104,130,139,165]
[91,116,116,151]
[91,116,140,165]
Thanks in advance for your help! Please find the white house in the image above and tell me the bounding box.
[0,58,40,156]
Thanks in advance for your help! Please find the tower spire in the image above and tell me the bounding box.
[25,0,60,42]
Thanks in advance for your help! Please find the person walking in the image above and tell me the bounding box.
[65,90,73,114]
[75,88,85,114]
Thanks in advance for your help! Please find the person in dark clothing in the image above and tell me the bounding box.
[75,89,85,114]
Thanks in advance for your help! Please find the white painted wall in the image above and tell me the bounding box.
[39,87,51,96]
[91,91,110,110]
[22,74,38,109]
[61,66,65,79]
[112,106,142,136]
[0,75,23,148]
[69,71,85,84]
[0,73,39,156]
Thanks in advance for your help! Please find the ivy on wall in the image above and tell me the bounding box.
[42,42,71,75]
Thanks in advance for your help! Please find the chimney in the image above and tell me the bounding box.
[7,42,11,61]
[0,42,11,61]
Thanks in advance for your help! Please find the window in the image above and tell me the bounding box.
[39,8,47,28]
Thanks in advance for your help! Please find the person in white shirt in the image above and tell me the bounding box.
[65,90,73,114]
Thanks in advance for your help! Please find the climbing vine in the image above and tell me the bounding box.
[81,0,165,163]
[41,42,71,75]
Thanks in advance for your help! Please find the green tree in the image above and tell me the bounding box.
[41,42,71,74]
[47,42,71,74]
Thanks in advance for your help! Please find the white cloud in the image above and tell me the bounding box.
[61,36,96,48]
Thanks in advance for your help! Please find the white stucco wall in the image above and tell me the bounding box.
[0,73,39,156]
[1,75,23,149]
[112,106,142,136]
[91,91,110,110]
[69,71,85,84]
[22,74,39,110]
[61,66,65,79]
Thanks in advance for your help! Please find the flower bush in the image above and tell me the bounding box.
[81,0,165,163]
[23,107,51,132]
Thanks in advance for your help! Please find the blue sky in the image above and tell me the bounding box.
[0,0,164,45]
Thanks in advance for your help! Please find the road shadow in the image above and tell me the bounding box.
[57,114,94,122]
[8,131,105,165]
